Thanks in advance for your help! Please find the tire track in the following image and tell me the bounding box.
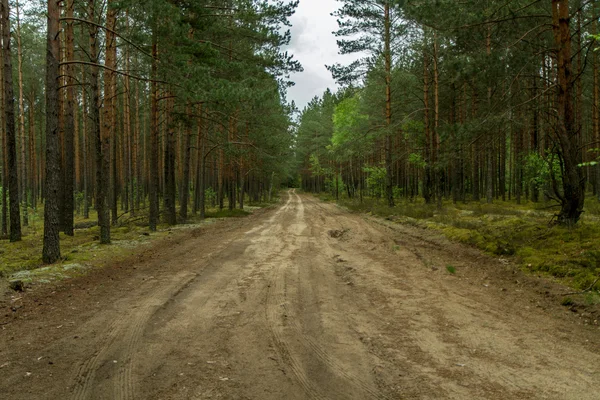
[281,301,389,400]
[265,260,326,400]
[71,272,197,400]
[71,319,123,400]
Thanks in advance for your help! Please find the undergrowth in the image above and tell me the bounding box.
[339,196,600,291]
[0,199,269,283]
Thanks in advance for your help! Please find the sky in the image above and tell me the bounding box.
[284,0,358,111]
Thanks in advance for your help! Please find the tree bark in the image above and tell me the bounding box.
[42,0,61,262]
[61,0,75,235]
[89,0,109,243]
[2,0,21,242]
[180,105,192,222]
[149,28,159,231]
[552,0,585,225]
[0,35,6,236]
[15,0,28,227]
[384,2,394,207]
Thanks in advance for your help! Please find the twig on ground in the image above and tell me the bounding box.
[562,276,600,296]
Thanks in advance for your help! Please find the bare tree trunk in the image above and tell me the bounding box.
[552,0,585,225]
[423,33,433,204]
[433,31,442,209]
[180,105,192,222]
[104,0,117,232]
[2,0,21,242]
[0,35,6,236]
[15,0,28,227]
[61,0,75,235]
[81,62,89,218]
[88,0,109,243]
[594,9,600,201]
[42,0,61,262]
[384,2,394,207]
[125,12,134,217]
[486,25,494,205]
[163,97,176,225]
[149,29,159,231]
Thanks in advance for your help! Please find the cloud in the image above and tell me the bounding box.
[284,0,358,110]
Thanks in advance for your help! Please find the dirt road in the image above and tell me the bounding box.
[1,190,599,399]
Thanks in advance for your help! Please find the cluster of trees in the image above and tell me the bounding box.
[0,0,300,262]
[296,0,600,227]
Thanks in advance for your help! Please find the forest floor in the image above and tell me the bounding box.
[1,190,599,399]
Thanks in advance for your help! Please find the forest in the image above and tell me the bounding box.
[0,0,599,290]
[0,0,300,265]
[2,1,600,398]
[296,0,600,290]
[298,0,599,218]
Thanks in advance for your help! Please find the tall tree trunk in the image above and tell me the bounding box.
[125,12,134,217]
[433,31,442,209]
[42,0,61,262]
[61,0,75,235]
[486,25,494,205]
[81,62,89,218]
[163,97,176,225]
[594,10,600,201]
[2,0,21,242]
[89,0,109,243]
[0,36,6,236]
[105,0,117,227]
[180,105,192,222]
[552,0,585,225]
[149,28,159,231]
[423,35,433,204]
[15,0,28,227]
[384,2,394,207]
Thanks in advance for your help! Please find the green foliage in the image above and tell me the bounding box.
[340,196,600,292]
[446,265,457,274]
[561,297,574,307]
[363,166,387,198]
[523,152,561,194]
[408,153,427,169]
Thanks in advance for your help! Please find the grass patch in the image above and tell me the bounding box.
[446,265,457,274]
[339,195,600,292]
[205,208,251,218]
[1,199,269,284]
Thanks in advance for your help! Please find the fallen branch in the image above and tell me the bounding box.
[562,276,600,296]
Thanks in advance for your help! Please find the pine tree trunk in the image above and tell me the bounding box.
[423,36,433,204]
[594,10,600,201]
[0,40,6,236]
[61,0,75,235]
[179,105,192,222]
[81,63,89,219]
[42,0,61,262]
[552,0,585,225]
[2,0,21,242]
[89,0,109,243]
[15,0,28,227]
[433,31,442,209]
[486,25,494,205]
[104,0,117,228]
[149,30,159,231]
[384,2,394,207]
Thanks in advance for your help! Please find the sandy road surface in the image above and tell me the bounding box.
[1,190,599,399]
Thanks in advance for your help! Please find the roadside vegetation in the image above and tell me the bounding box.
[0,200,271,288]
[320,192,600,294]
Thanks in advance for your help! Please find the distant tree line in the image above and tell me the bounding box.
[296,0,600,226]
[0,0,301,262]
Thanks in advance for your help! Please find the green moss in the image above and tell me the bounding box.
[1,203,261,284]
[339,196,600,291]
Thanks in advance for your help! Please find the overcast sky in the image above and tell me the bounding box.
[284,0,357,111]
